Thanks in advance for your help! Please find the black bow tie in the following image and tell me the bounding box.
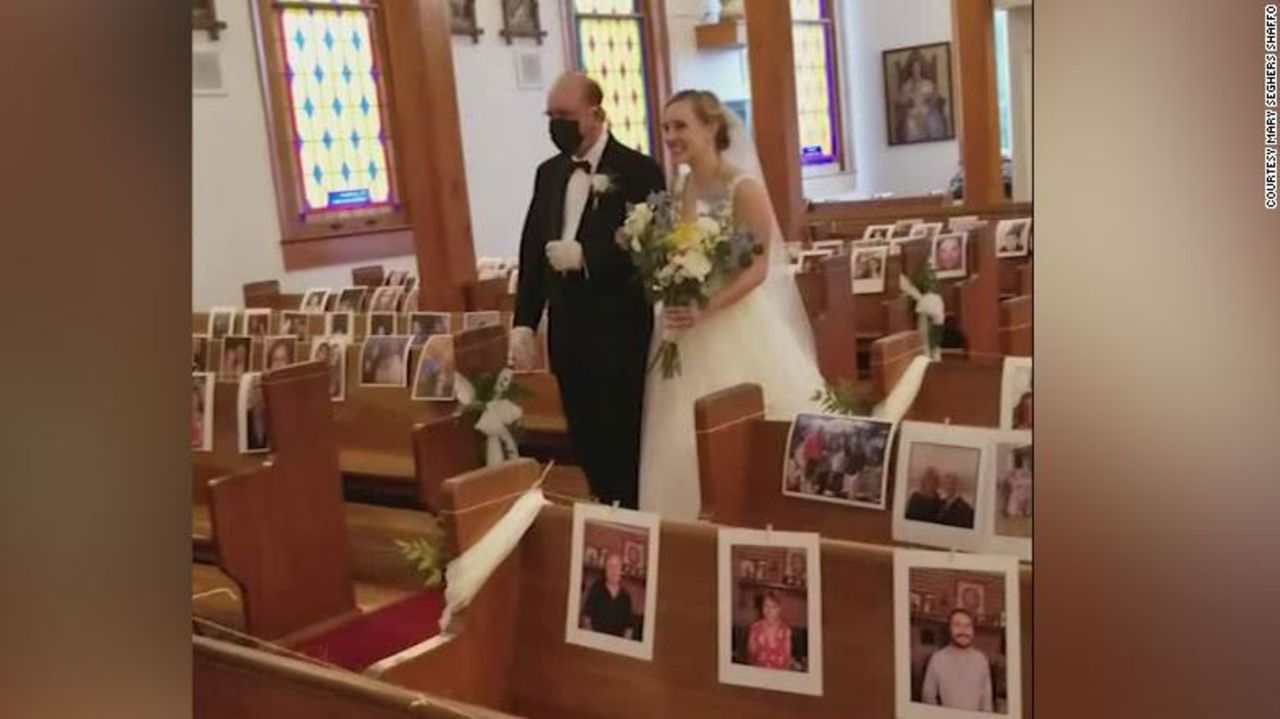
[570,160,592,174]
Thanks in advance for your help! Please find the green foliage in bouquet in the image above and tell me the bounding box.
[810,380,872,417]
[395,525,448,588]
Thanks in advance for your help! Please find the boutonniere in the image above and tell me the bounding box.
[590,174,616,209]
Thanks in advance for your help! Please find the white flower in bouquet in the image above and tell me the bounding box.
[673,249,713,281]
[624,202,653,237]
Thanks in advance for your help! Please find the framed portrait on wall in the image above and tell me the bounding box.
[499,0,548,45]
[882,42,956,146]
[448,0,484,42]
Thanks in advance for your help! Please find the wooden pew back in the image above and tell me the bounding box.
[377,498,1032,719]
[999,295,1032,357]
[194,635,516,718]
[793,254,858,385]
[207,361,356,641]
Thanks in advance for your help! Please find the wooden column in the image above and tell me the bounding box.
[744,0,805,243]
[383,0,477,310]
[951,0,1004,207]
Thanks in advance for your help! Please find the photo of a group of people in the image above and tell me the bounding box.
[851,245,889,294]
[783,412,896,509]
[237,372,270,454]
[896,551,1021,718]
[893,422,1033,558]
[565,504,660,661]
[409,312,451,347]
[360,335,412,387]
[367,312,397,337]
[411,335,456,401]
[719,527,823,696]
[994,218,1032,258]
[191,372,213,451]
[310,337,348,402]
[220,336,255,380]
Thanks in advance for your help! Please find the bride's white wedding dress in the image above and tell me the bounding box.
[637,169,825,520]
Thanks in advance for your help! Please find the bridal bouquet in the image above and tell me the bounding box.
[620,191,763,378]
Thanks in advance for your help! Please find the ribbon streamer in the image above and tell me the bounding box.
[897,273,944,361]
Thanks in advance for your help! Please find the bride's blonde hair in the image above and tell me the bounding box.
[666,90,732,151]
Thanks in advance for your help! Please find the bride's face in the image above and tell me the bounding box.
[662,100,715,165]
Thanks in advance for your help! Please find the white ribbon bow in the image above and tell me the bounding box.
[898,273,944,361]
[454,371,524,467]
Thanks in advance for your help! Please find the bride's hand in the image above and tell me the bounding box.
[663,305,702,331]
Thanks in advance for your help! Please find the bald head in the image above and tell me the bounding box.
[546,72,606,156]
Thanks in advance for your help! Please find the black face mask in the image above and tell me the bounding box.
[549,118,583,156]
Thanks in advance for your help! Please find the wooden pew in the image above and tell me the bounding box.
[194,634,518,719]
[203,361,358,641]
[1000,295,1032,357]
[806,200,1031,243]
[792,254,858,385]
[369,459,1033,718]
[694,334,1003,545]
[463,277,513,313]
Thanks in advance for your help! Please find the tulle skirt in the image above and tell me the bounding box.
[637,287,825,520]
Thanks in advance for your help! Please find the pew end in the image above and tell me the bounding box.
[1000,294,1032,357]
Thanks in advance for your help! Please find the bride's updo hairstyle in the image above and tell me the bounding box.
[666,89,732,151]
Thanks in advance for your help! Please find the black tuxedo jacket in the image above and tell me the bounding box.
[514,135,665,371]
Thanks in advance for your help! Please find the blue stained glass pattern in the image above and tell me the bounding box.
[279,3,393,212]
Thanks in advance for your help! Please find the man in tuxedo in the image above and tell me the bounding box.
[510,73,665,508]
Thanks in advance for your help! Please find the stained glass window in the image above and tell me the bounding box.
[791,0,840,167]
[269,0,399,217]
[571,0,654,155]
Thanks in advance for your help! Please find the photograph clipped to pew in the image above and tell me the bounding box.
[325,311,354,339]
[782,412,896,509]
[220,336,254,380]
[360,335,412,388]
[410,335,456,402]
[999,358,1032,430]
[893,422,992,552]
[895,550,1022,719]
[565,503,661,661]
[237,371,270,454]
[811,239,847,255]
[462,310,502,331]
[207,306,236,338]
[243,308,272,338]
[402,287,420,313]
[300,287,331,314]
[988,432,1032,561]
[192,335,210,372]
[263,335,297,371]
[794,248,835,274]
[910,222,945,243]
[367,311,397,337]
[862,223,895,242]
[335,286,369,313]
[384,269,409,287]
[932,233,969,280]
[851,245,890,295]
[408,312,451,347]
[310,337,348,402]
[191,372,214,452]
[893,218,925,238]
[280,310,309,340]
[718,527,823,696]
[994,219,1032,259]
[369,285,405,313]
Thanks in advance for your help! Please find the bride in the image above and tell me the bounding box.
[638,90,825,520]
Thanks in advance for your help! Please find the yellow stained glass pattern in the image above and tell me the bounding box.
[790,0,822,22]
[574,0,636,14]
[577,17,652,155]
[279,4,393,213]
[793,22,836,165]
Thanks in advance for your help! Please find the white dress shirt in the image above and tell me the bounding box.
[559,127,610,245]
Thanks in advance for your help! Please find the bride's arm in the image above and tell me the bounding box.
[664,178,773,329]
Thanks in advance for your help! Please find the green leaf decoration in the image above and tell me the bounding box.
[395,529,448,588]
[810,380,871,417]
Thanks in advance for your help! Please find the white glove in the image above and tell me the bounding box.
[509,326,539,371]
[545,239,584,273]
